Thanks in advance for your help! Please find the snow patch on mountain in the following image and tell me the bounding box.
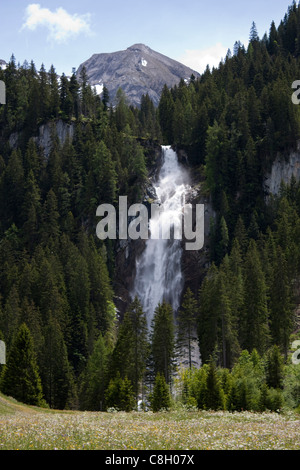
[93,82,104,95]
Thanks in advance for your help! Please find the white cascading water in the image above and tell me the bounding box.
[132,145,191,327]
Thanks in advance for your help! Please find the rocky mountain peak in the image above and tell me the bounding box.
[77,44,199,107]
[127,43,150,52]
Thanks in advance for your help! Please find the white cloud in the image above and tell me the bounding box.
[21,3,91,43]
[178,43,228,74]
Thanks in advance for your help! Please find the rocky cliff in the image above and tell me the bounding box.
[264,142,300,195]
[77,43,200,107]
[9,119,75,159]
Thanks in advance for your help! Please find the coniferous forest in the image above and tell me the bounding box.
[1,3,300,414]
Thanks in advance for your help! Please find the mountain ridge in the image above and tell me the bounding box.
[77,43,200,107]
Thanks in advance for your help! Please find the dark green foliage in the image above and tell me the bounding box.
[0,55,157,408]
[110,297,149,402]
[1,3,300,412]
[151,301,175,384]
[265,345,285,390]
[150,372,171,412]
[204,357,224,410]
[0,323,44,406]
[177,348,287,413]
[78,333,109,411]
[105,374,136,411]
[176,288,199,368]
[242,240,270,354]
[40,317,76,409]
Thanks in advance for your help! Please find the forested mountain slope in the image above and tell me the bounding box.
[0,3,300,413]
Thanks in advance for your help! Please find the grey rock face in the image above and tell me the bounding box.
[77,43,199,107]
[9,119,75,159]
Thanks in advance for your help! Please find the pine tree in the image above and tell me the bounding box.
[1,285,21,348]
[114,88,130,132]
[40,189,60,245]
[268,20,279,55]
[268,246,294,358]
[110,297,149,403]
[158,84,175,143]
[265,345,284,390]
[40,316,73,409]
[38,64,50,121]
[249,21,259,42]
[0,323,44,406]
[2,149,24,227]
[102,86,110,111]
[21,169,41,250]
[150,372,171,412]
[20,297,43,355]
[204,120,228,209]
[48,65,60,118]
[176,288,199,368]
[60,73,73,119]
[79,332,109,410]
[218,265,240,368]
[204,357,224,410]
[198,264,220,364]
[242,240,270,354]
[83,236,113,333]
[104,373,135,411]
[151,301,175,384]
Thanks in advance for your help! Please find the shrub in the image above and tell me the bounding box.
[150,373,171,412]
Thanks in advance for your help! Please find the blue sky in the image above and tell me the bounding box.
[0,0,296,75]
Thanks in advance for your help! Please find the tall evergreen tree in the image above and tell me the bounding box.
[265,345,284,390]
[176,288,199,368]
[0,323,44,406]
[79,332,109,410]
[242,240,270,354]
[111,297,149,403]
[40,316,74,409]
[151,301,175,384]
[204,357,224,410]
[150,372,171,412]
[268,245,294,358]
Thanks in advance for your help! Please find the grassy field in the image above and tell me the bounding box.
[0,393,299,450]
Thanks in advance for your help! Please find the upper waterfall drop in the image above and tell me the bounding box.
[132,145,191,327]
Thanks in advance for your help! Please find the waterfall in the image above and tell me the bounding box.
[132,145,191,327]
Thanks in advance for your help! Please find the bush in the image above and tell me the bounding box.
[266,388,284,412]
[150,373,171,412]
[104,374,135,411]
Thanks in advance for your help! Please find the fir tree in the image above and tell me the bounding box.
[242,240,270,354]
[0,323,44,406]
[150,372,171,412]
[79,332,109,411]
[176,288,199,368]
[105,373,135,411]
[265,345,284,390]
[204,357,224,410]
[110,297,149,403]
[40,316,74,409]
[151,301,175,385]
